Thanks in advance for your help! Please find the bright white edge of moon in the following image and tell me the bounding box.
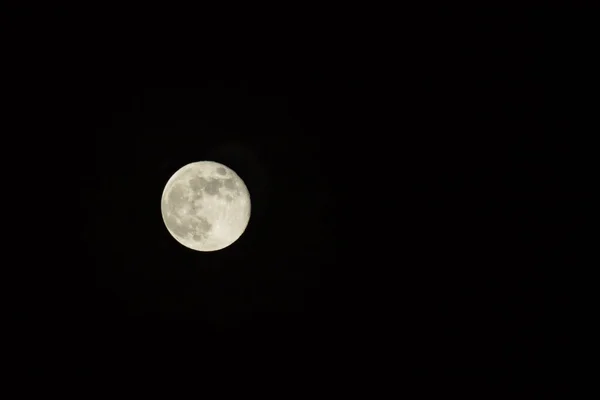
[161,161,251,252]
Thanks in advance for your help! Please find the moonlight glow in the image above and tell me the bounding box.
[161,161,251,251]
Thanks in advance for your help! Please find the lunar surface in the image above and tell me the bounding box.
[161,161,251,251]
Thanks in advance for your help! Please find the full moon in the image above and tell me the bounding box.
[161,161,251,251]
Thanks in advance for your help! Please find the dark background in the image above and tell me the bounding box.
[6,6,590,377]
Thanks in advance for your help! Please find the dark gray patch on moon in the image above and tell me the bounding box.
[163,208,213,242]
[164,213,191,239]
[223,179,236,191]
[189,177,208,192]
[216,167,226,175]
[224,194,234,202]
[204,179,223,196]
[191,216,212,241]
[191,188,204,202]
[168,184,186,208]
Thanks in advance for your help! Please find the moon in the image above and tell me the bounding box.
[161,161,251,251]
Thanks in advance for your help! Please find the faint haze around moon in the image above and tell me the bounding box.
[161,161,251,252]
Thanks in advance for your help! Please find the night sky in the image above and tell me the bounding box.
[7,7,587,374]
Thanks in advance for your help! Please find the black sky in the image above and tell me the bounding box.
[6,7,588,374]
